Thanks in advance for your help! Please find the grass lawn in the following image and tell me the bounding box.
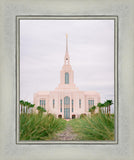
[20,112,114,141]
[68,113,114,141]
[20,113,66,140]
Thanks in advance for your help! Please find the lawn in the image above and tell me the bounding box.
[20,113,66,140]
[20,113,114,141]
[68,113,114,141]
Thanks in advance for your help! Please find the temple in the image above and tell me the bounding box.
[33,34,100,119]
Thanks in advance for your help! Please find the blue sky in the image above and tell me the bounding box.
[20,20,114,112]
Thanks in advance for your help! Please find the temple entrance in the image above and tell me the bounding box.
[64,96,70,119]
[72,114,76,119]
[58,115,62,118]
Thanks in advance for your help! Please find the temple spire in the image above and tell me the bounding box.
[64,34,70,65]
[66,33,68,53]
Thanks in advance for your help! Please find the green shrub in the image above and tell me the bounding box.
[20,113,66,140]
[37,106,46,115]
[70,113,114,141]
[80,113,87,119]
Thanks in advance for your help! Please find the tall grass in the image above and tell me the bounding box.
[20,113,66,140]
[69,113,114,141]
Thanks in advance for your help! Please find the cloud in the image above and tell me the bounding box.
[20,20,114,111]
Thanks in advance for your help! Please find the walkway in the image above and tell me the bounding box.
[51,123,79,141]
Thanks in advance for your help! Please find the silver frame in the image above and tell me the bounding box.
[16,16,118,145]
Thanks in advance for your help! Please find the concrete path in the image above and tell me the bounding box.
[51,123,79,141]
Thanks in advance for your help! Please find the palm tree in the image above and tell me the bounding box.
[27,102,32,114]
[25,101,30,114]
[97,103,102,113]
[89,105,96,115]
[29,104,35,113]
[89,108,93,114]
[104,101,108,115]
[37,106,46,115]
[92,105,96,113]
[97,103,105,113]
[106,100,113,116]
[20,100,24,114]
[22,101,26,113]
[102,103,106,114]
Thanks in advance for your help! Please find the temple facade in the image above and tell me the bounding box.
[33,35,100,119]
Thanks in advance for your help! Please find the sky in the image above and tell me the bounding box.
[20,20,114,112]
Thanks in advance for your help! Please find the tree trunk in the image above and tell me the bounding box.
[21,105,22,114]
[109,105,110,116]
[26,106,28,114]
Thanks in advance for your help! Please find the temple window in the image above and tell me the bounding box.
[79,99,81,108]
[65,72,69,84]
[88,100,94,109]
[60,99,62,112]
[72,99,74,112]
[39,99,46,109]
[53,99,55,108]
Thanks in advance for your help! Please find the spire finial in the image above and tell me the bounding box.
[64,34,70,65]
[66,33,68,53]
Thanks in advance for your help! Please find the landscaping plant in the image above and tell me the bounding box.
[20,113,66,140]
[69,112,114,141]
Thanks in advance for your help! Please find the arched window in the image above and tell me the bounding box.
[65,72,69,84]
[40,99,46,109]
[53,99,55,108]
[72,99,74,112]
[88,100,94,109]
[64,96,70,105]
[79,99,81,108]
[60,99,62,112]
[64,96,70,119]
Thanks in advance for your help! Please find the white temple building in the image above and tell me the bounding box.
[33,35,100,119]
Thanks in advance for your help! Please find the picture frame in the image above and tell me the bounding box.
[0,0,134,160]
[17,15,118,145]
